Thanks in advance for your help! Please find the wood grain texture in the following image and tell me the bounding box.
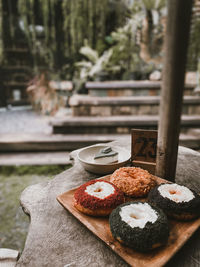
[57,175,200,267]
[16,140,200,267]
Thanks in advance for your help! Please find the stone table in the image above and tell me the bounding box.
[16,139,200,267]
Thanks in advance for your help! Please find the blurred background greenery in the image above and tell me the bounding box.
[1,0,200,111]
[2,0,199,85]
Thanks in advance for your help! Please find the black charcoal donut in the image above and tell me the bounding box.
[148,183,200,221]
[109,201,169,252]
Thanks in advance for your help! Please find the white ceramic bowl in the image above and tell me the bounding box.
[78,144,131,175]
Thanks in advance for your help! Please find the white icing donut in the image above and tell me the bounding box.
[85,181,115,199]
[158,184,194,203]
[119,202,158,229]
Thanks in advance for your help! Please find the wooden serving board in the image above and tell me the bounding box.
[57,176,200,267]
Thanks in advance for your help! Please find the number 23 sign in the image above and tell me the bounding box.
[131,129,157,164]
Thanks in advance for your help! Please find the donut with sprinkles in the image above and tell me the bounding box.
[73,179,125,216]
[110,167,157,197]
[109,201,169,252]
[148,183,200,220]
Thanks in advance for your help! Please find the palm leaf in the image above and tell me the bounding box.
[79,46,99,64]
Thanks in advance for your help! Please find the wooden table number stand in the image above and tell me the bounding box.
[131,129,157,175]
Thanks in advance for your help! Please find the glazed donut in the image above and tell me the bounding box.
[110,167,156,197]
[73,179,125,216]
[148,183,200,220]
[109,201,169,252]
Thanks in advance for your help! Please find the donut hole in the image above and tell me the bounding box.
[94,188,102,193]
[169,190,181,195]
[130,213,139,219]
[169,190,177,195]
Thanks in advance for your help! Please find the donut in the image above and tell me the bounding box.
[148,183,200,220]
[109,201,169,252]
[110,167,156,197]
[73,179,125,216]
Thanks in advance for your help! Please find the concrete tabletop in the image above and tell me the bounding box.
[16,139,200,267]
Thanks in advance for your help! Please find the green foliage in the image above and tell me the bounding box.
[0,0,3,63]
[0,168,65,251]
[75,1,164,83]
[109,16,143,74]
[0,165,70,176]
[2,0,200,81]
[110,0,166,75]
[16,0,128,75]
[187,17,200,71]
[0,164,71,250]
[74,43,115,90]
[80,45,99,64]
[18,0,56,69]
[1,0,166,80]
[142,0,166,10]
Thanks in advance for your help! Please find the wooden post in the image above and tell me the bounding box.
[155,0,193,181]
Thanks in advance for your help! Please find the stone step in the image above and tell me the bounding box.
[50,115,200,134]
[70,95,200,106]
[86,80,196,90]
[187,128,200,136]
[0,133,119,152]
[179,134,200,150]
[86,80,196,97]
[69,95,200,116]
[0,152,71,166]
[0,133,199,152]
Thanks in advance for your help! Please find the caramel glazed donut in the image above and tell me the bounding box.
[148,183,200,220]
[109,201,169,252]
[73,179,125,216]
[110,167,156,197]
